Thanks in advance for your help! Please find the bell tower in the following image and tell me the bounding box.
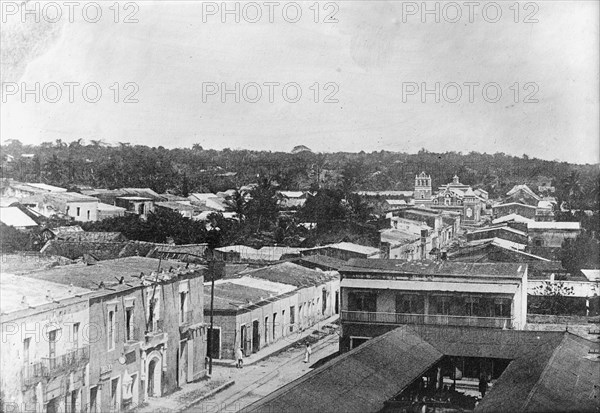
[414,172,432,201]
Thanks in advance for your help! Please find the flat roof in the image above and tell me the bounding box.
[1,273,92,315]
[0,206,38,227]
[527,221,581,230]
[340,259,527,279]
[15,257,203,290]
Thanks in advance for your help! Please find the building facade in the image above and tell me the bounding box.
[6,257,207,412]
[1,274,92,413]
[206,263,339,360]
[339,260,528,352]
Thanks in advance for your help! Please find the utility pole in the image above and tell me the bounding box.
[208,255,216,375]
[206,226,220,376]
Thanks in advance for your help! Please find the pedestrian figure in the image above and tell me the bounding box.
[304,342,312,363]
[236,347,244,369]
[479,374,488,398]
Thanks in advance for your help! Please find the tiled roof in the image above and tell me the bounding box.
[340,259,527,279]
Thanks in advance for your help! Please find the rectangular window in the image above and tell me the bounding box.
[108,310,115,350]
[23,337,31,365]
[73,323,80,348]
[395,294,425,314]
[111,377,120,411]
[494,298,511,318]
[76,207,81,216]
[289,306,295,325]
[433,296,450,315]
[179,292,188,323]
[87,210,90,220]
[126,307,134,341]
[48,329,57,369]
[272,313,277,340]
[264,316,269,344]
[348,292,377,312]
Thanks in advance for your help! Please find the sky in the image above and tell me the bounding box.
[1,0,598,163]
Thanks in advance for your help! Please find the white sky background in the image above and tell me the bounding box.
[1,0,598,163]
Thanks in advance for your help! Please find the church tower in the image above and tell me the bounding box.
[414,172,432,201]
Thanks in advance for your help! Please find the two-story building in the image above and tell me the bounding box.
[13,257,207,412]
[338,260,528,352]
[1,273,93,413]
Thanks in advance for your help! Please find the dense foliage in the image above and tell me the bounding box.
[2,140,598,209]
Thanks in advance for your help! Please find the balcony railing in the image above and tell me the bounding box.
[22,346,90,385]
[341,311,512,329]
[146,319,164,334]
[125,325,142,343]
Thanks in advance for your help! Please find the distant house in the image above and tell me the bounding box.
[291,145,312,154]
[527,221,581,248]
[188,193,231,212]
[0,182,67,200]
[276,191,307,209]
[21,192,99,222]
[379,229,427,261]
[465,225,529,245]
[155,201,196,218]
[492,202,538,220]
[504,184,541,206]
[115,196,154,219]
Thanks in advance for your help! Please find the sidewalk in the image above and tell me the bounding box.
[213,314,340,367]
[136,315,339,413]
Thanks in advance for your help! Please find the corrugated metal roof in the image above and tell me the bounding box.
[245,327,444,413]
[246,325,599,413]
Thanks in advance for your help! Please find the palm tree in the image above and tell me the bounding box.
[562,171,583,210]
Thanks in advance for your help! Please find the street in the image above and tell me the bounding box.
[182,334,340,413]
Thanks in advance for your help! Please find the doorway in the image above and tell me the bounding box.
[208,327,221,359]
[178,340,188,386]
[147,357,161,397]
[252,320,260,353]
[46,397,59,413]
[241,325,250,356]
[322,289,328,314]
